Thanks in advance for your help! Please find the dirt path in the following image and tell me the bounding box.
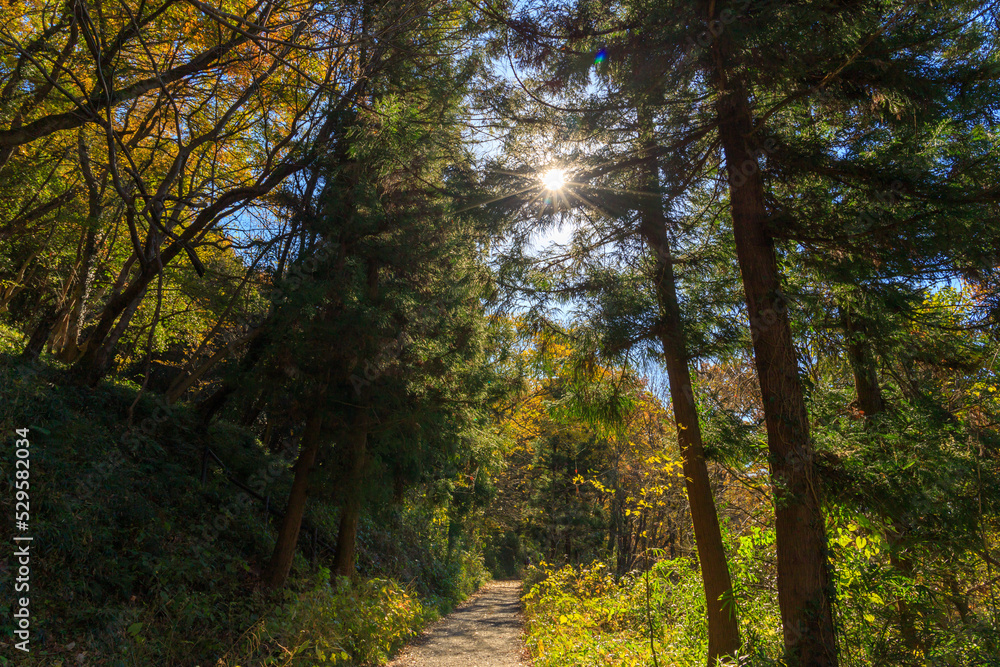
[386,580,531,667]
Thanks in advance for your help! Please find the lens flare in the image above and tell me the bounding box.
[594,48,608,64]
[541,168,566,190]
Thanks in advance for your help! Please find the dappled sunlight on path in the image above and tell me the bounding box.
[386,581,531,667]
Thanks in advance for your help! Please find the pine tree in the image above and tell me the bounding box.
[259,0,499,587]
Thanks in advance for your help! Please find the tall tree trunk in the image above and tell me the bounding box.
[74,223,185,384]
[886,523,920,655]
[263,407,325,589]
[21,267,76,361]
[333,413,369,577]
[48,261,82,353]
[637,122,740,663]
[709,39,838,666]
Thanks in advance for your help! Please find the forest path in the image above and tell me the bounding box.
[386,580,531,667]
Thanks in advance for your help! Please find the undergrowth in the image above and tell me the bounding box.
[522,525,1000,667]
[215,571,438,666]
[0,354,487,666]
[522,559,727,667]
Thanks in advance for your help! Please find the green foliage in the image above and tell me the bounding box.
[523,513,1000,666]
[0,321,21,353]
[240,573,437,666]
[520,523,789,666]
[0,354,488,665]
[522,559,715,667]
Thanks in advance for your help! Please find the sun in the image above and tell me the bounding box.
[540,168,566,190]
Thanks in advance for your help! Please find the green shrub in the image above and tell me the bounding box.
[522,559,712,667]
[217,570,436,666]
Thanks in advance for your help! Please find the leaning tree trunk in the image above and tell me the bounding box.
[708,34,838,666]
[263,407,326,589]
[637,119,740,663]
[74,277,149,385]
[46,261,83,354]
[0,248,42,313]
[333,413,369,578]
[21,306,62,361]
[21,260,77,360]
[166,327,264,404]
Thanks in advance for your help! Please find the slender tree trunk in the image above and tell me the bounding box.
[886,524,920,654]
[61,134,105,361]
[49,258,87,355]
[945,574,972,626]
[840,306,920,655]
[636,117,740,663]
[192,326,274,421]
[73,272,151,385]
[0,250,41,313]
[610,445,624,576]
[550,436,558,562]
[333,413,369,577]
[263,407,325,589]
[642,213,742,662]
[21,268,76,361]
[165,240,274,399]
[265,417,290,453]
[48,309,71,355]
[241,395,264,427]
[59,228,99,362]
[447,519,460,562]
[709,46,838,666]
[74,223,189,384]
[840,308,885,417]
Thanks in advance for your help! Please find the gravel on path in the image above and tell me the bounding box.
[386,580,531,667]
